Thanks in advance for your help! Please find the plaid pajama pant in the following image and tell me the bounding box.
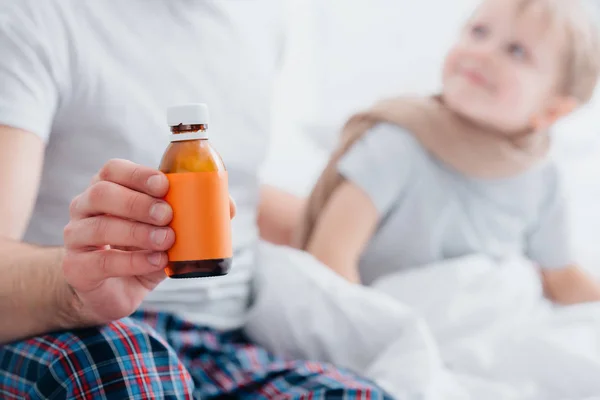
[0,310,394,399]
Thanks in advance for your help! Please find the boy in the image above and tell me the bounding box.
[298,0,600,305]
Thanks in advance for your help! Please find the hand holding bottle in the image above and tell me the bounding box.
[61,158,235,326]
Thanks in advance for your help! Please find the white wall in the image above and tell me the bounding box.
[261,0,325,196]
[263,0,480,194]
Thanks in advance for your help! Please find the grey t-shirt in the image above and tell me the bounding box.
[337,123,573,286]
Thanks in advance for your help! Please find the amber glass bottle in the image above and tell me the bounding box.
[159,104,232,278]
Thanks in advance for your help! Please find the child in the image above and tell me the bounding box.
[294,0,600,305]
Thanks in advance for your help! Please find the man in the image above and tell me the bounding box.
[0,0,392,398]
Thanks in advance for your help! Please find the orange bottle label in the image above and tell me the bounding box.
[164,171,232,262]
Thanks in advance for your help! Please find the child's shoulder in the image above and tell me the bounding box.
[363,122,428,157]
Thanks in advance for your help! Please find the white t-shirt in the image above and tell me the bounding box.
[0,0,284,330]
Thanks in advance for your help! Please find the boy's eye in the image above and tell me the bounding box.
[507,42,528,60]
[470,24,489,39]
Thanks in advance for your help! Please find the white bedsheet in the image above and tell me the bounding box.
[245,242,600,399]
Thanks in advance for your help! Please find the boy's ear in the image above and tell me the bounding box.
[532,96,579,131]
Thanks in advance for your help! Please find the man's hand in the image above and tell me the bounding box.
[0,126,237,343]
[61,159,174,325]
[62,159,235,326]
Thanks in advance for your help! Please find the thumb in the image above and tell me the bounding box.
[230,196,237,219]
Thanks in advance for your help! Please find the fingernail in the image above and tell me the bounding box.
[146,175,166,191]
[150,202,170,222]
[151,228,169,245]
[147,252,164,266]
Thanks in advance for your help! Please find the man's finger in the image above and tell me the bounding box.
[91,159,169,198]
[63,249,168,285]
[69,181,172,226]
[230,197,236,219]
[64,216,174,251]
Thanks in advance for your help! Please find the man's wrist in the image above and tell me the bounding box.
[49,248,84,331]
[0,242,86,343]
[54,281,83,330]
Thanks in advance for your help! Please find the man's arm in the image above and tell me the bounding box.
[0,126,76,343]
[0,128,189,343]
[257,184,306,248]
[541,265,600,305]
[0,239,75,343]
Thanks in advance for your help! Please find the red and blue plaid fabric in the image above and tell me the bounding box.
[1,311,394,399]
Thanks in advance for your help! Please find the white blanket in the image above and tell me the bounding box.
[245,242,600,400]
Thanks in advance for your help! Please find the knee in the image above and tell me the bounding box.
[33,318,193,399]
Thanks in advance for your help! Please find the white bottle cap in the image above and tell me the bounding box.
[167,103,210,127]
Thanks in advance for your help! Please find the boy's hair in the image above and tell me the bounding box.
[521,0,600,103]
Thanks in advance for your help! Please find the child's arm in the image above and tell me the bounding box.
[303,123,416,283]
[541,265,600,305]
[527,165,600,304]
[258,184,306,247]
[306,180,379,283]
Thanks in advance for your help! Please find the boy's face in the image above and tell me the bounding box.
[442,0,574,133]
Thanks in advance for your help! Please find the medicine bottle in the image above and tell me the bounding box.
[159,103,232,278]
